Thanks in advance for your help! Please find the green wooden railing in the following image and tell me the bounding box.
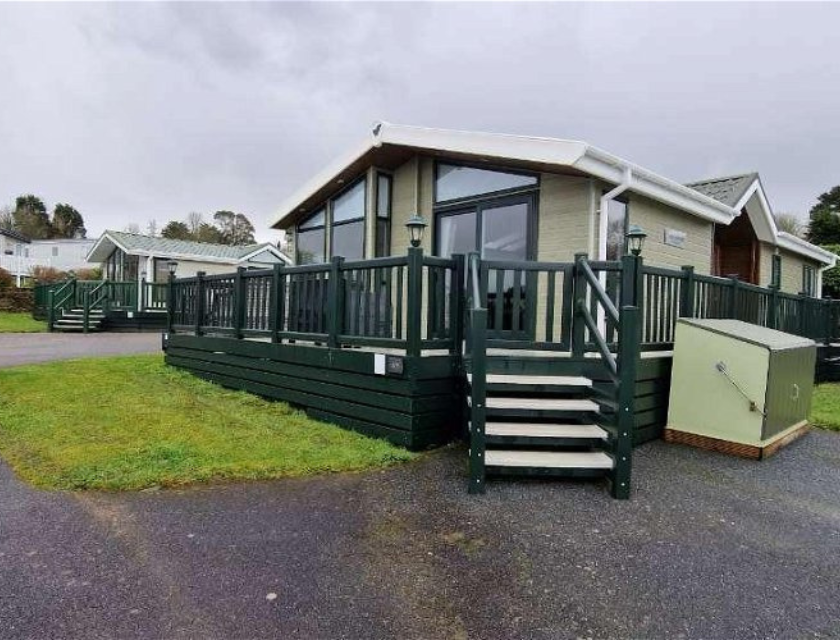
[39,279,169,331]
[169,248,463,354]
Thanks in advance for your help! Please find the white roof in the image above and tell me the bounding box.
[271,122,836,267]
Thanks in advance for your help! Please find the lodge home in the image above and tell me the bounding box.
[163,123,840,498]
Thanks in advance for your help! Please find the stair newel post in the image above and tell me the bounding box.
[768,284,779,330]
[326,256,344,349]
[194,271,206,337]
[47,288,55,332]
[83,289,90,334]
[451,253,466,356]
[680,265,695,318]
[269,263,283,344]
[572,253,588,358]
[406,247,424,358]
[613,304,639,499]
[233,267,246,340]
[468,306,488,495]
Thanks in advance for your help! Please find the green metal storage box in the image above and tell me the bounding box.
[665,319,816,458]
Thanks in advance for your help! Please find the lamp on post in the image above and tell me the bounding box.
[627,225,647,257]
[406,215,428,248]
[166,260,178,277]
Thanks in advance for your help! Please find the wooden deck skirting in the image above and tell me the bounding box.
[164,333,463,450]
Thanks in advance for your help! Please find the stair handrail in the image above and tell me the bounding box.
[83,281,110,332]
[48,278,77,331]
[574,256,618,377]
[466,252,488,494]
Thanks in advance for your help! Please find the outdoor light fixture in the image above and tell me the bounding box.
[406,214,427,248]
[166,260,179,275]
[627,225,647,256]
[140,270,147,281]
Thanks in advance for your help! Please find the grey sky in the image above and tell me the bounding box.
[1,2,838,242]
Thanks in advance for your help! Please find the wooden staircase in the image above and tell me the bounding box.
[467,365,616,489]
[52,308,105,332]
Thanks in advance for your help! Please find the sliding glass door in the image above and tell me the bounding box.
[435,193,535,339]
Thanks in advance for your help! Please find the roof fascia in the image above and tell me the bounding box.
[85,232,126,262]
[777,232,837,266]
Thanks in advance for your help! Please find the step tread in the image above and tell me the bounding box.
[485,422,607,439]
[468,374,592,386]
[485,450,614,469]
[485,397,599,411]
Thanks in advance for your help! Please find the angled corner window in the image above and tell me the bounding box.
[435,163,538,203]
[296,207,326,264]
[330,178,366,260]
[771,254,781,289]
[375,173,392,257]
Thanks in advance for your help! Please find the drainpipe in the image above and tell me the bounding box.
[598,166,633,261]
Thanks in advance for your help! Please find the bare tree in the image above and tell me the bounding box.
[147,219,158,237]
[0,206,12,230]
[124,222,141,234]
[186,212,204,236]
[775,212,805,238]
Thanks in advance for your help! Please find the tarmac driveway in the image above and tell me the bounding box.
[0,332,161,368]
[1,431,839,639]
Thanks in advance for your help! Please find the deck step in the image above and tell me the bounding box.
[485,450,614,469]
[484,397,599,411]
[468,374,591,387]
[485,422,607,440]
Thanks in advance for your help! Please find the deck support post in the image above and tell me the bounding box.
[195,271,206,337]
[613,304,639,499]
[327,256,344,349]
[166,273,175,335]
[468,307,487,494]
[233,267,246,340]
[451,253,466,356]
[46,288,55,332]
[572,253,588,358]
[270,263,283,343]
[83,290,90,334]
[680,265,695,318]
[406,247,424,358]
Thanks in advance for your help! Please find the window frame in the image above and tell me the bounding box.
[374,171,393,257]
[328,176,367,260]
[771,254,782,289]
[802,263,816,297]
[603,194,630,262]
[295,206,327,265]
[433,160,540,207]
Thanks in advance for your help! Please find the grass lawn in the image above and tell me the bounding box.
[0,355,414,491]
[0,312,46,333]
[810,384,840,432]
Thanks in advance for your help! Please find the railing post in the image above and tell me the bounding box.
[451,253,466,356]
[768,284,779,330]
[166,274,175,334]
[326,256,344,349]
[270,263,283,344]
[406,247,424,357]
[83,290,90,334]
[233,267,246,340]
[140,277,146,312]
[572,253,588,358]
[195,271,206,337]
[620,255,643,308]
[729,277,739,319]
[680,265,695,318]
[612,305,639,500]
[47,288,55,332]
[468,307,487,495]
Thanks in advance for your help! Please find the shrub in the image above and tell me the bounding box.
[31,266,68,284]
[0,289,33,312]
[72,267,102,281]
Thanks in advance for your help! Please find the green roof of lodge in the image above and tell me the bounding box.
[685,173,759,208]
[103,230,276,261]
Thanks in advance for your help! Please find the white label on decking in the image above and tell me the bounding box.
[374,353,386,375]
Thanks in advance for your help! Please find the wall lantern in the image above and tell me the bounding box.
[140,270,147,281]
[406,215,428,248]
[166,260,179,276]
[627,225,647,257]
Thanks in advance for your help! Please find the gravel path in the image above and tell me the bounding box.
[0,332,161,368]
[1,431,838,639]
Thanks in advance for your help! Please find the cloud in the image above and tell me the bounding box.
[0,2,838,241]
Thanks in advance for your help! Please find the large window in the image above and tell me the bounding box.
[435,163,538,203]
[605,199,629,261]
[330,179,365,260]
[375,173,392,257]
[296,208,326,264]
[771,254,781,289]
